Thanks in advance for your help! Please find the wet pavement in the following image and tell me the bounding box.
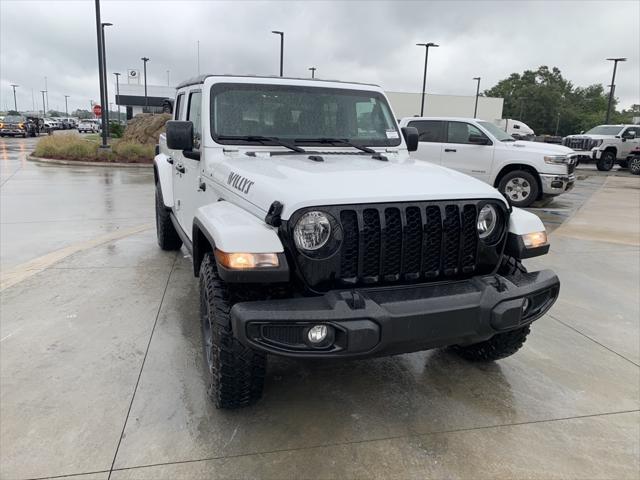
[1,135,638,479]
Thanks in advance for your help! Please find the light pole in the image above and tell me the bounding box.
[167,69,170,86]
[64,95,70,117]
[113,72,121,123]
[101,22,112,136]
[309,67,316,79]
[10,84,19,111]
[94,0,108,148]
[605,57,626,124]
[473,77,481,118]
[272,31,284,76]
[44,76,49,113]
[40,91,46,119]
[141,57,150,112]
[416,42,439,116]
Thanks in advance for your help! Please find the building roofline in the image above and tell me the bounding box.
[176,74,380,89]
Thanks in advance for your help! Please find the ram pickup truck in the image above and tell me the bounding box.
[398,117,576,208]
[563,124,640,171]
[154,75,560,409]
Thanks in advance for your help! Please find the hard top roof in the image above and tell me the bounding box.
[176,74,379,90]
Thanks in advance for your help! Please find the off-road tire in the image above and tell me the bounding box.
[629,156,640,175]
[199,253,266,409]
[498,170,539,208]
[597,151,615,171]
[155,182,182,251]
[450,255,530,361]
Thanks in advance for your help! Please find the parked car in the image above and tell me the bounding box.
[78,120,99,133]
[0,115,38,137]
[154,75,560,409]
[562,124,640,171]
[398,116,576,207]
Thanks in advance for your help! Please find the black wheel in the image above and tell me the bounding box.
[155,182,182,251]
[200,253,266,409]
[450,256,531,361]
[597,151,615,171]
[498,170,539,208]
[630,156,640,175]
[618,160,629,169]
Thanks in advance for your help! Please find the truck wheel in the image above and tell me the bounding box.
[155,182,182,250]
[597,151,615,171]
[450,256,530,361]
[630,157,640,175]
[498,170,539,208]
[200,253,266,409]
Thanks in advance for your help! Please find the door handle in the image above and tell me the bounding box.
[175,163,185,174]
[444,148,457,153]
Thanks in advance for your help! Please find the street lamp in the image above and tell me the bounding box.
[64,95,70,117]
[10,84,19,111]
[101,22,113,136]
[271,31,284,77]
[416,42,439,116]
[93,0,108,148]
[113,72,122,123]
[141,57,150,112]
[605,57,626,124]
[167,69,170,86]
[473,77,481,118]
[309,67,316,79]
[40,91,46,119]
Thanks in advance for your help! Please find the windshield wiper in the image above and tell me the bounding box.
[295,137,377,154]
[217,135,306,153]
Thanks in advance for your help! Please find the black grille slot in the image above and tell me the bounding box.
[422,206,442,277]
[362,209,381,280]
[402,206,423,277]
[262,325,304,346]
[383,208,402,280]
[340,210,359,279]
[461,205,478,273]
[442,205,461,276]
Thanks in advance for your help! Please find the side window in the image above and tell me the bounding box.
[626,127,640,138]
[407,120,445,143]
[174,93,184,120]
[187,91,202,150]
[447,122,487,144]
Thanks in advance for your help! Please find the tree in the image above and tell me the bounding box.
[6,110,20,116]
[485,66,617,136]
[73,109,93,119]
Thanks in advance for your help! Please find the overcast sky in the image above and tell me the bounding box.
[1,0,638,114]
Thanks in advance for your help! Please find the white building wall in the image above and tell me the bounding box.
[385,91,504,121]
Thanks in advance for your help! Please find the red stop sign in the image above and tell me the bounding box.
[93,104,102,116]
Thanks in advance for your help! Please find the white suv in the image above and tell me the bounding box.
[563,124,640,171]
[398,117,576,208]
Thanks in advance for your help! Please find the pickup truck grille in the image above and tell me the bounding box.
[563,137,597,151]
[284,200,507,292]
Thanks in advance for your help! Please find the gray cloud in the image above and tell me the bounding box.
[1,0,638,114]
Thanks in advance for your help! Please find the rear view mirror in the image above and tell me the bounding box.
[166,121,194,151]
[401,127,419,152]
[468,134,490,145]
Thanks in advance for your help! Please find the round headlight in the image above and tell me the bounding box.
[294,211,331,251]
[477,204,498,240]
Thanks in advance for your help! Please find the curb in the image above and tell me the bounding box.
[27,155,153,168]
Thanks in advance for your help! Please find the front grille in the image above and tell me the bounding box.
[286,200,505,292]
[563,137,596,151]
[262,325,304,347]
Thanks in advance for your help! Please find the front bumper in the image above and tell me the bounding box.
[540,173,575,195]
[572,149,599,160]
[231,269,560,359]
[0,128,26,135]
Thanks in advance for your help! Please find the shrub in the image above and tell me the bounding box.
[109,122,124,138]
[112,141,154,162]
[33,133,153,163]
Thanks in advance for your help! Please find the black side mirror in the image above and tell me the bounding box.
[401,126,419,152]
[166,120,194,151]
[468,134,490,145]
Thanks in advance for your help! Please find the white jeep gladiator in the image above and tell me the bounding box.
[154,75,560,409]
[398,117,577,208]
[563,124,640,171]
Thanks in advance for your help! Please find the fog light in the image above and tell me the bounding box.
[522,231,548,249]
[307,325,328,344]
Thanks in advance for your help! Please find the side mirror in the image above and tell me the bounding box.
[401,126,419,152]
[166,120,194,151]
[622,131,636,140]
[468,133,490,145]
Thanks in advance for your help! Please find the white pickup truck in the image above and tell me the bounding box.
[562,124,640,171]
[398,117,576,207]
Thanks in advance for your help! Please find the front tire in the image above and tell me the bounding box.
[155,182,182,251]
[200,253,266,409]
[450,256,531,361]
[597,151,615,171]
[498,170,539,208]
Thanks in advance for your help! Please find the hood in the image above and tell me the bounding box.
[505,140,573,155]
[206,149,506,219]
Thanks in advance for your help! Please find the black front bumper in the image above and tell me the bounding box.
[231,269,560,359]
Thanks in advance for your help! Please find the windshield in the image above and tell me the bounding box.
[584,126,624,136]
[211,83,401,147]
[478,121,515,141]
[4,115,25,123]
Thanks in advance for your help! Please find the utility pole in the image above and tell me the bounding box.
[94,0,108,148]
[141,57,150,112]
[40,91,46,119]
[272,31,284,76]
[167,69,170,86]
[101,22,112,136]
[10,84,19,111]
[31,88,35,111]
[473,77,481,118]
[44,76,49,113]
[64,95,70,117]
[114,72,122,123]
[308,67,316,79]
[605,57,626,124]
[416,42,439,116]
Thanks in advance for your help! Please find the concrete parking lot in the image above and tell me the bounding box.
[1,135,638,479]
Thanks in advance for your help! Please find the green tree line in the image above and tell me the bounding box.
[484,66,638,137]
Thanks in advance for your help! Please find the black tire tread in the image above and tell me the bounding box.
[597,151,615,171]
[155,182,182,251]
[498,170,539,208]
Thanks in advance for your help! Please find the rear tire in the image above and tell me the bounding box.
[155,182,182,251]
[597,151,615,171]
[630,156,640,175]
[498,170,539,208]
[200,253,266,409]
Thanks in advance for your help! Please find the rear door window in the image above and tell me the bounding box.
[407,120,445,143]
